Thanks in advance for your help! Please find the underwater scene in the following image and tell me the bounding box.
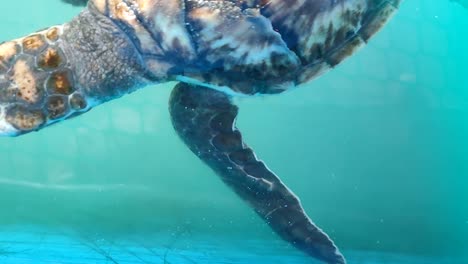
[0,0,467,263]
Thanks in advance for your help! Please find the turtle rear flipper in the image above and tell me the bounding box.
[169,83,346,264]
[259,0,402,85]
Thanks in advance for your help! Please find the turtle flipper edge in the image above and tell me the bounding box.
[169,83,346,264]
[61,0,88,6]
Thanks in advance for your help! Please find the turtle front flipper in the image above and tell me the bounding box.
[169,83,346,264]
[0,27,85,136]
[0,4,151,136]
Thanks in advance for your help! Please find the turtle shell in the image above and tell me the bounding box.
[177,0,402,95]
[87,0,401,95]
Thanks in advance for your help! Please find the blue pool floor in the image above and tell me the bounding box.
[0,227,465,264]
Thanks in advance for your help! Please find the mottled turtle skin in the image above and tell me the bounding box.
[0,0,404,263]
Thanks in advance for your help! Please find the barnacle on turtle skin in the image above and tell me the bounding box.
[61,0,88,6]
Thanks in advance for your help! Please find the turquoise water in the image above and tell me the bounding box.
[1,0,467,263]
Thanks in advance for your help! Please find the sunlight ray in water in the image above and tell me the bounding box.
[0,178,150,192]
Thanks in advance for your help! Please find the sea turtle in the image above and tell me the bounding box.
[0,0,406,263]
